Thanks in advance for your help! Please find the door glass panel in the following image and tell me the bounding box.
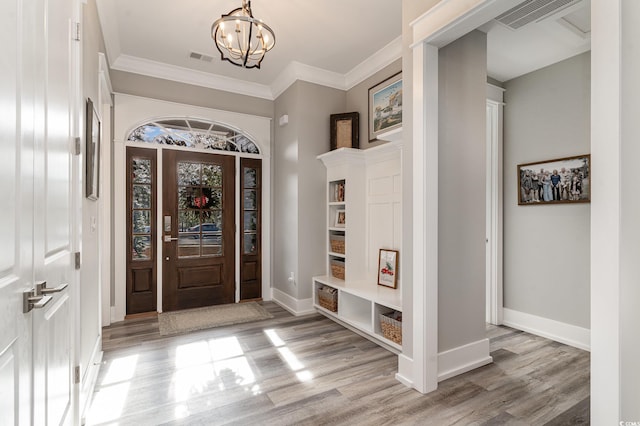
[132,236,151,260]
[133,184,151,208]
[244,167,257,188]
[244,189,256,210]
[178,162,201,185]
[132,210,151,233]
[177,161,224,258]
[132,158,151,183]
[244,233,257,255]
[202,164,222,187]
[244,211,257,232]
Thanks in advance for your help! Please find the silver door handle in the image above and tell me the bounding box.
[164,236,178,242]
[23,290,53,313]
[36,281,68,295]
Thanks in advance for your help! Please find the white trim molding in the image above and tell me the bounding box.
[271,288,315,316]
[395,354,415,388]
[438,339,493,382]
[503,308,591,351]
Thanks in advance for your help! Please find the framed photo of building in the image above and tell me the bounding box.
[368,72,402,141]
[517,154,590,205]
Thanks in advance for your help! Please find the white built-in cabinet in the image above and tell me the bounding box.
[313,136,403,352]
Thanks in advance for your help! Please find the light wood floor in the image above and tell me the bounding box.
[86,302,590,425]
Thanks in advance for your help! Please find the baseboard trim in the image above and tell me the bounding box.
[502,308,590,351]
[79,338,104,424]
[438,338,492,382]
[271,288,315,316]
[395,354,414,388]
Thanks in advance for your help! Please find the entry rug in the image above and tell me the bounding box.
[158,302,273,336]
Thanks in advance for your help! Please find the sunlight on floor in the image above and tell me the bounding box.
[265,329,314,382]
[85,355,138,425]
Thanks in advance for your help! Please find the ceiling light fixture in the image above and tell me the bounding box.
[211,0,276,69]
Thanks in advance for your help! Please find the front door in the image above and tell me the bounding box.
[163,150,236,311]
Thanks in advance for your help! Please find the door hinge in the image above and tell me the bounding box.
[74,252,81,270]
[74,137,81,156]
[74,366,81,384]
[73,22,81,42]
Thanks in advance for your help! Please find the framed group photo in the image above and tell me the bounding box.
[517,154,590,205]
[368,72,402,141]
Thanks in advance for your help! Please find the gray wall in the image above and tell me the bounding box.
[273,81,346,299]
[345,59,402,150]
[110,70,274,119]
[504,52,591,328]
[438,30,488,352]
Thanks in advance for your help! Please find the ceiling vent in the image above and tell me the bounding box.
[189,51,213,62]
[495,0,582,30]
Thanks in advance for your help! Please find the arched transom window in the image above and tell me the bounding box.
[127,118,260,154]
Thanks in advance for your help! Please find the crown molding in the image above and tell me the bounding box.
[111,54,274,100]
[345,36,403,90]
[271,61,347,99]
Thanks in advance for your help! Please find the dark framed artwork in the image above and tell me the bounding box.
[378,249,398,289]
[86,98,100,200]
[368,71,402,141]
[330,112,359,150]
[517,154,590,205]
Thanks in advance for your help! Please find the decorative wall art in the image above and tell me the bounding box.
[378,249,398,289]
[330,112,359,150]
[368,72,402,141]
[86,98,100,200]
[334,209,346,228]
[517,154,590,205]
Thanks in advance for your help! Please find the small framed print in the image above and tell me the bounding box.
[369,72,402,141]
[330,112,359,150]
[334,209,346,228]
[378,249,398,289]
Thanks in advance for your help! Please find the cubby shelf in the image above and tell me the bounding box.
[316,143,403,353]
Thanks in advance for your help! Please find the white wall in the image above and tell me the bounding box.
[503,52,591,330]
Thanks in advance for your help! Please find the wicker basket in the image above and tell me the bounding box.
[330,259,345,280]
[380,311,402,345]
[317,286,338,312]
[330,235,345,254]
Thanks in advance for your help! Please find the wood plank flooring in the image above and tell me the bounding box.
[86,302,589,425]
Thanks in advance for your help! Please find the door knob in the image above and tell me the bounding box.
[23,289,52,313]
[36,281,68,295]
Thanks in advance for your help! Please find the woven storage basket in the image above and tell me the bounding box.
[330,259,345,280]
[330,235,345,254]
[317,286,338,312]
[380,311,402,345]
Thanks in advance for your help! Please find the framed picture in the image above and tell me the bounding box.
[368,71,402,141]
[330,112,359,150]
[517,154,590,205]
[86,98,100,200]
[378,249,398,289]
[334,209,346,228]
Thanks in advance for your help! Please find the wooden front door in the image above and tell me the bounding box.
[162,150,236,311]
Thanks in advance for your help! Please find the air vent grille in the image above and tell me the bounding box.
[189,51,213,62]
[495,0,580,29]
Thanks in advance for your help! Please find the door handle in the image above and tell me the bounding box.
[36,281,68,295]
[164,235,178,242]
[23,290,53,313]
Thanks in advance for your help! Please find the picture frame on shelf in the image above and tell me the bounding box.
[330,112,359,150]
[517,154,590,205]
[334,209,346,228]
[86,98,100,200]
[378,249,398,289]
[368,71,402,142]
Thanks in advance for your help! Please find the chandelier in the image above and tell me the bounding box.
[211,0,276,69]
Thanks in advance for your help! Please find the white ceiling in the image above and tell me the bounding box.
[96,0,591,100]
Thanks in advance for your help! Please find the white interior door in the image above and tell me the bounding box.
[0,0,78,424]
